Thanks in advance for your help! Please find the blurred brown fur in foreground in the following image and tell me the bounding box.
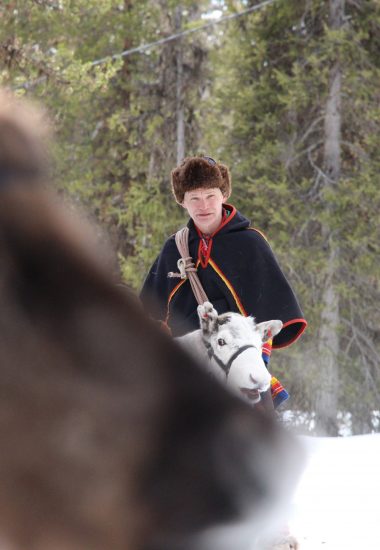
[0,90,301,550]
[0,89,50,184]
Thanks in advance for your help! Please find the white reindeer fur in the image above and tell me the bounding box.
[176,302,283,405]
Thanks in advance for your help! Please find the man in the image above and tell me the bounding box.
[141,155,307,411]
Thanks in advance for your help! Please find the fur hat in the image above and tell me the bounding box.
[171,156,231,204]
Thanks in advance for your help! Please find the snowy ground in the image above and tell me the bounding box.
[288,434,380,549]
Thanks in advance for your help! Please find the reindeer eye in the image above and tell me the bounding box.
[217,338,226,347]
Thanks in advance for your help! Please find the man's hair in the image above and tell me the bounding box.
[171,155,231,204]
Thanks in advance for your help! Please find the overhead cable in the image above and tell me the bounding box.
[92,0,277,66]
[15,0,277,90]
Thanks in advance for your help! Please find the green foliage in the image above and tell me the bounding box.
[1,0,210,289]
[1,0,379,433]
[201,0,380,433]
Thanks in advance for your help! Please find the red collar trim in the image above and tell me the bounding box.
[194,204,236,268]
[198,238,212,268]
[212,204,236,237]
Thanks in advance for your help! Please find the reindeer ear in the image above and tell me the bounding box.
[255,320,283,342]
[197,302,218,336]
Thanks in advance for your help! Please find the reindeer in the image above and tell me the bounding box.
[177,302,283,406]
[0,88,302,550]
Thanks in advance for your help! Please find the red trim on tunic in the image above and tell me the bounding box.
[271,376,285,397]
[165,278,188,323]
[262,339,273,357]
[272,318,308,349]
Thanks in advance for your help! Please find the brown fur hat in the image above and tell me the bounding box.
[171,155,231,204]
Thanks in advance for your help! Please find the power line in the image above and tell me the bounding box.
[15,0,277,90]
[92,0,277,66]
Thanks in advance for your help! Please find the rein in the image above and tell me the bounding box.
[202,340,255,378]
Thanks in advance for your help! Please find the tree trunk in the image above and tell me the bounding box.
[175,6,185,164]
[315,0,344,436]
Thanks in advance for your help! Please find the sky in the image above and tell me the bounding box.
[288,434,380,549]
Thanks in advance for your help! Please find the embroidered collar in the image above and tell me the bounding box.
[196,207,233,267]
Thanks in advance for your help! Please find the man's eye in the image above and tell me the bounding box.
[218,338,226,346]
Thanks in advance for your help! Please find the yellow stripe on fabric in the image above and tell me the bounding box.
[270,376,284,397]
[168,279,187,304]
[247,227,269,242]
[262,338,273,348]
[208,259,248,316]
[166,278,187,323]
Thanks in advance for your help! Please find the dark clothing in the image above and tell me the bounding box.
[140,204,307,349]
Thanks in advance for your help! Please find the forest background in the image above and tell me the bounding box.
[1,0,379,436]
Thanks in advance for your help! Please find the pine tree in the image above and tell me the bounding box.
[202,0,380,434]
[117,0,211,288]
[0,0,210,289]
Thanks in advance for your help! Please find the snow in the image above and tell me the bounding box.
[288,434,380,549]
[201,9,223,20]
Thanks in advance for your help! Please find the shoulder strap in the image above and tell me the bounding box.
[168,227,209,306]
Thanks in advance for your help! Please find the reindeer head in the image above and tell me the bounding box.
[197,302,283,404]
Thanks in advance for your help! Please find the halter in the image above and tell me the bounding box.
[202,339,256,378]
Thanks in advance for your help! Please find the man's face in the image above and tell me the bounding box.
[181,187,226,235]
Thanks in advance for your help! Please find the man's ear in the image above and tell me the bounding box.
[255,320,283,343]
